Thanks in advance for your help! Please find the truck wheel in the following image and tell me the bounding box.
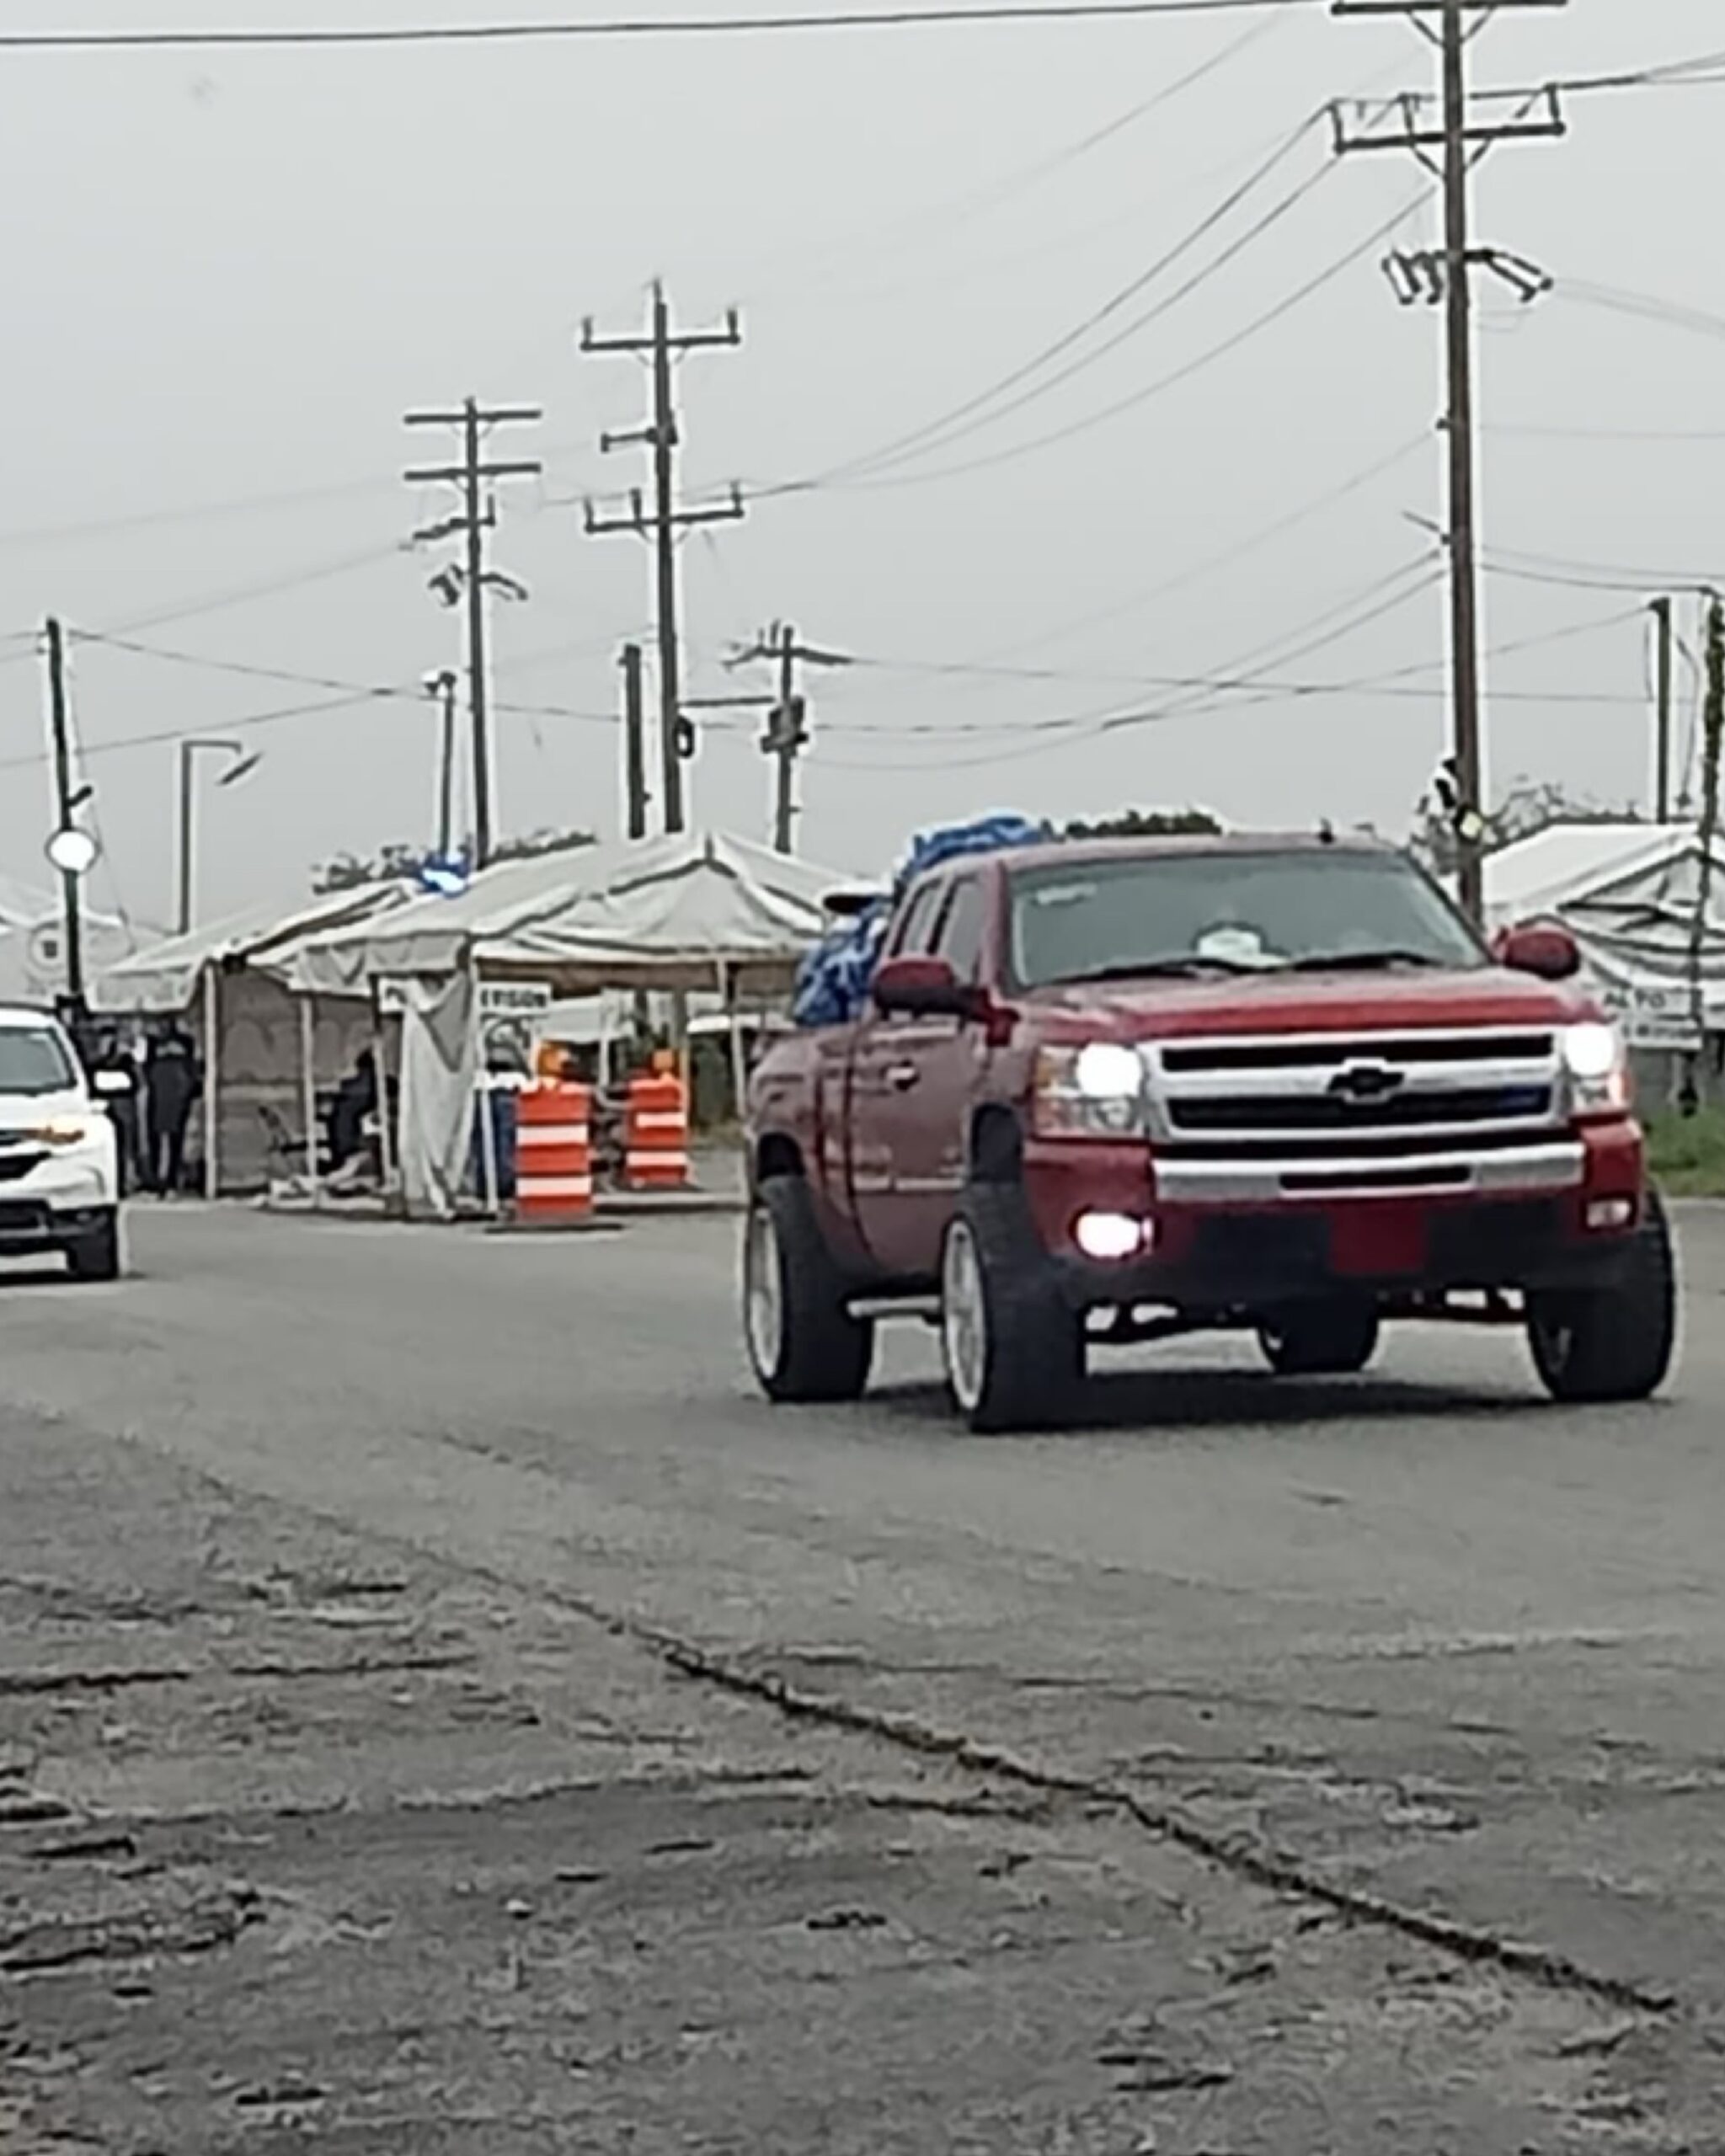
[941,1187,1083,1434]
[1527,1190,1677,1406]
[66,1210,123,1285]
[1258,1300,1381,1378]
[744,1177,873,1404]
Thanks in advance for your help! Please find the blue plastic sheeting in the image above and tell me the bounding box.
[793,814,1049,1029]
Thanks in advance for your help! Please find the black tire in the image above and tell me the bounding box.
[65,1210,122,1285]
[743,1177,873,1404]
[1528,1189,1677,1406]
[940,1185,1084,1434]
[1258,1300,1381,1378]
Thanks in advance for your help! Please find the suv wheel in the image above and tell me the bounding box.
[940,1187,1083,1434]
[66,1209,123,1285]
[1258,1300,1381,1378]
[744,1177,873,1404]
[1528,1190,1677,1405]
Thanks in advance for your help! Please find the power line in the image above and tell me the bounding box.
[0,5,1332,53]
[67,627,615,724]
[739,9,1287,307]
[1484,543,1725,595]
[87,540,408,638]
[749,190,1427,502]
[972,428,1431,663]
[775,112,1328,490]
[816,558,1447,769]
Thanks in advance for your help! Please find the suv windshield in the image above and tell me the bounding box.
[1010,848,1484,990]
[0,1026,78,1098]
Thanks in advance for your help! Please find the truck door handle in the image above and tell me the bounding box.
[886,1061,921,1092]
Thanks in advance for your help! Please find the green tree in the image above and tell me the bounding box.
[1064,808,1222,841]
[1409,780,1640,878]
[312,828,594,896]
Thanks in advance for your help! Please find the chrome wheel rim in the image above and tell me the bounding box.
[744,1205,782,1381]
[942,1221,988,1415]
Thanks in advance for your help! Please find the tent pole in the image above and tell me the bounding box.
[477,998,500,1219]
[201,963,220,1201]
[301,994,321,1206]
[724,963,748,1124]
[370,979,397,1205]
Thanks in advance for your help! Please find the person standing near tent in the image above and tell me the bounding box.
[88,1027,142,1196]
[144,1025,200,1197]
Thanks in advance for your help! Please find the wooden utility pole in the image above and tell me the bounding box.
[580,284,745,835]
[1332,0,1567,925]
[724,622,852,855]
[621,642,649,841]
[404,398,542,870]
[1687,593,1724,1080]
[427,670,459,859]
[1651,596,1675,823]
[43,617,83,1008]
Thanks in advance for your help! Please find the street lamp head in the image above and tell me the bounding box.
[218,751,263,788]
[46,826,99,878]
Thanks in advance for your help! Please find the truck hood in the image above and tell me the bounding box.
[1024,966,1595,1043]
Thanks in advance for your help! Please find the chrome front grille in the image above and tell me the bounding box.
[1143,1027,1581,1203]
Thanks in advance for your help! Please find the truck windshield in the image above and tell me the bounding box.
[1010,849,1485,990]
[0,1027,78,1098]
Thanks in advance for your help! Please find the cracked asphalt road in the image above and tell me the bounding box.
[3,1201,1724,2150]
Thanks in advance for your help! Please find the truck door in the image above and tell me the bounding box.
[852,874,991,1281]
[849,877,948,1278]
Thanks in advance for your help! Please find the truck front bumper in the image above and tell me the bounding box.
[1025,1121,1646,1313]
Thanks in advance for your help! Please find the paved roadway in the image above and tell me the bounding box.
[2,1199,1724,2151]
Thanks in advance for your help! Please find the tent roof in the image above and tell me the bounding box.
[1484,824,1699,923]
[293,830,851,995]
[93,878,412,1014]
[291,841,606,994]
[479,832,841,990]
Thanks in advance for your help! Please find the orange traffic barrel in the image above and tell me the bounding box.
[624,1070,690,1193]
[516,1081,595,1224]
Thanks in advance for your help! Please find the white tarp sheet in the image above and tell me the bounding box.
[397,972,478,1220]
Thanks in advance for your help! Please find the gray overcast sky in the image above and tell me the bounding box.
[0,0,1720,932]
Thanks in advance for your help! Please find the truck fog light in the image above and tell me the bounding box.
[1076,1211,1151,1262]
[1586,1198,1635,1233]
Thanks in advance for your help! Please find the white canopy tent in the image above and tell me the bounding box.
[92,879,414,1194]
[0,873,136,1006]
[1485,822,1725,1029]
[289,830,851,1219]
[291,830,843,997]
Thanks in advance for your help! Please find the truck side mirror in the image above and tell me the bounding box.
[1493,922,1582,982]
[873,954,984,1021]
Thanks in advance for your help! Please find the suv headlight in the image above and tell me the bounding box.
[1033,1042,1146,1139]
[1561,1022,1631,1115]
[27,1118,94,1147]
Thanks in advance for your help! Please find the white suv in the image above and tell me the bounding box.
[0,1006,124,1282]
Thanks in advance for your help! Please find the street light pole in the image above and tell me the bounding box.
[43,618,85,1009]
[178,739,261,937]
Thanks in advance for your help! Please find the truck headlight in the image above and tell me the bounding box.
[1033,1043,1145,1138]
[1561,1022,1631,1114]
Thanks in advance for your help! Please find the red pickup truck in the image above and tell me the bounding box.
[743,833,1676,1431]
